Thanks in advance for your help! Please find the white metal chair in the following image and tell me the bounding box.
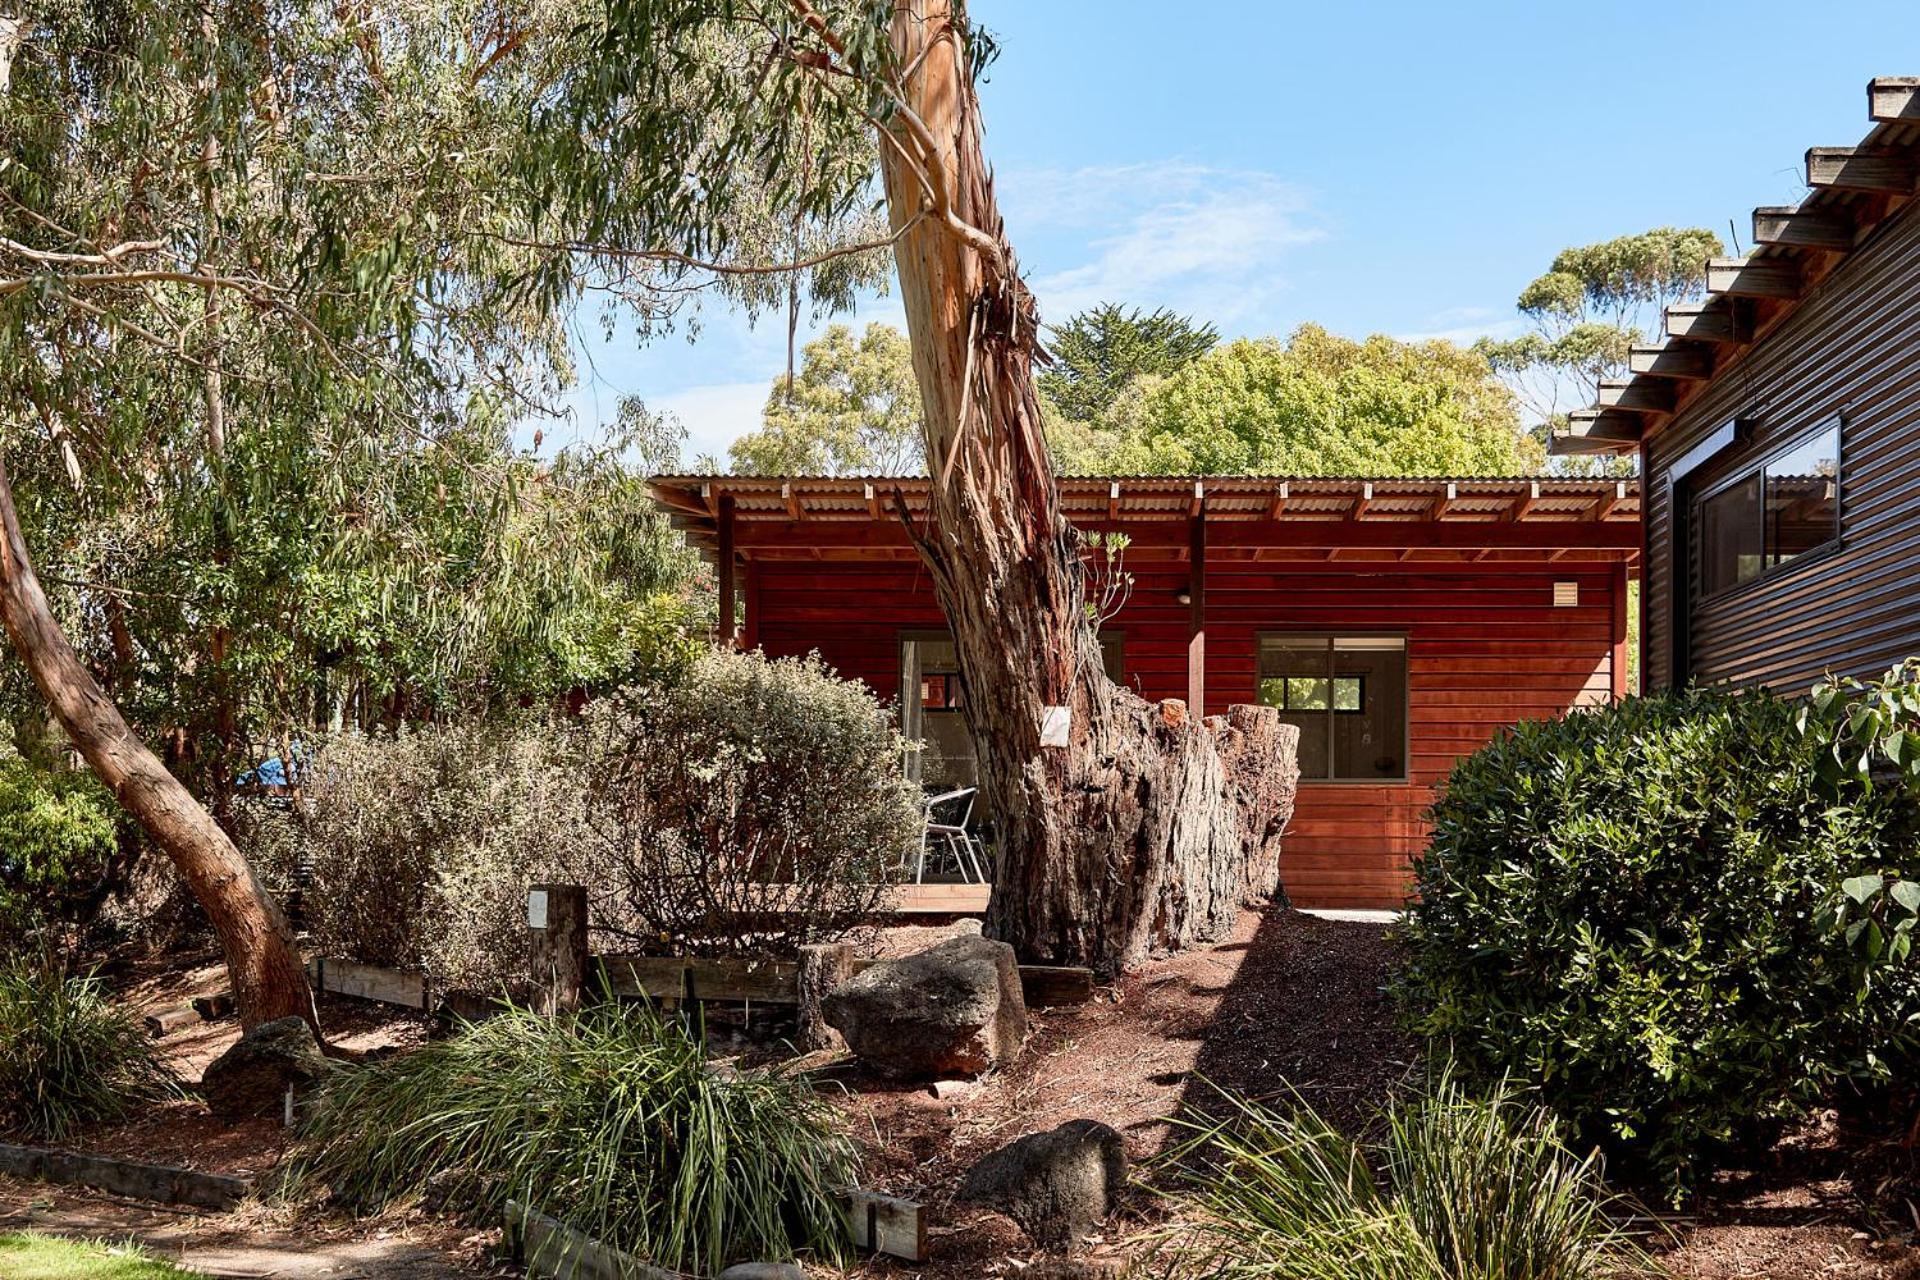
[911,787,989,884]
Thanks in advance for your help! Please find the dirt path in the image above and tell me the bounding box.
[0,1178,501,1279]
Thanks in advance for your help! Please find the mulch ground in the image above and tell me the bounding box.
[17,909,1920,1278]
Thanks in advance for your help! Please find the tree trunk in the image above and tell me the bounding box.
[0,453,317,1034]
[877,0,1298,977]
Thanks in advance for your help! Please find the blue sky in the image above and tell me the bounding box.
[549,1,1916,464]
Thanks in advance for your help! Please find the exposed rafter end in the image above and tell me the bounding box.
[1267,480,1290,520]
[1807,146,1917,194]
[1870,77,1920,123]
[1350,481,1374,521]
[1628,341,1713,380]
[1753,205,1856,251]
[1430,481,1458,520]
[1597,378,1676,413]
[1706,257,1801,300]
[781,482,803,520]
[1666,298,1755,345]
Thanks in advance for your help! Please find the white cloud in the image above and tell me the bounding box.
[653,380,771,467]
[998,163,1325,329]
[1394,309,1526,346]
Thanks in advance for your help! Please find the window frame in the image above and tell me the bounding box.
[1690,414,1845,605]
[1255,632,1411,787]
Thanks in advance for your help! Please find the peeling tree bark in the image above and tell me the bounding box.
[875,0,1299,977]
[0,453,317,1033]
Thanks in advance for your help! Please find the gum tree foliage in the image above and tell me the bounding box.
[1477,226,1725,429]
[0,0,889,1027]
[1038,303,1218,424]
[1051,326,1544,477]
[730,321,924,475]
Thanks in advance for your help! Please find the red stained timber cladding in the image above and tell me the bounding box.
[749,557,1618,909]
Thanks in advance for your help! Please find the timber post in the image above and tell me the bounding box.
[1186,482,1206,714]
[716,493,737,646]
[795,941,854,1051]
[527,883,589,1016]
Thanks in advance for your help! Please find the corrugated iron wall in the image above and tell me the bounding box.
[1646,199,1920,691]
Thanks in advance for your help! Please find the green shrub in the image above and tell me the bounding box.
[579,648,918,956]
[257,649,917,982]
[245,717,588,988]
[1396,686,1920,1197]
[1157,1072,1639,1280]
[0,954,179,1142]
[0,756,125,944]
[281,1003,855,1276]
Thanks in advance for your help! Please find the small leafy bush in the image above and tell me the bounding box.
[281,1003,855,1276]
[1158,1072,1639,1280]
[580,648,918,956]
[256,649,917,983]
[0,756,126,945]
[1397,685,1920,1197]
[246,717,589,988]
[0,954,178,1142]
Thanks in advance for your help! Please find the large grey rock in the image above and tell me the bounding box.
[957,1119,1128,1251]
[822,936,1026,1079]
[717,1266,807,1280]
[200,1016,330,1120]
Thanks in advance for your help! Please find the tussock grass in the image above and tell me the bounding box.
[279,1002,856,1277]
[0,955,179,1143]
[1156,1072,1651,1280]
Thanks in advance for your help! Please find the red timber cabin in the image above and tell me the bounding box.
[648,475,1643,910]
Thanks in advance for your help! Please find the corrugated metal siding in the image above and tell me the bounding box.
[752,555,1618,910]
[1647,198,1920,691]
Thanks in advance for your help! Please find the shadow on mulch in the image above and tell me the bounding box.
[1175,906,1418,1138]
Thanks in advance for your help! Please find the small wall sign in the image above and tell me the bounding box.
[526,888,549,930]
[1040,705,1072,748]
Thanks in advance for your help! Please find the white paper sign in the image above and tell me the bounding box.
[1040,704,1072,748]
[526,888,549,930]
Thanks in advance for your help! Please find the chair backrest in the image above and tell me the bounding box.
[923,786,977,828]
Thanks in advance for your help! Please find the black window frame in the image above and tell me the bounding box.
[1689,414,1844,606]
[1255,633,1410,786]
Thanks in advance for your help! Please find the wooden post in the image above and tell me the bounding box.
[1186,505,1206,714]
[795,942,854,1051]
[742,557,760,651]
[1610,557,1631,701]
[716,494,736,646]
[527,883,589,1016]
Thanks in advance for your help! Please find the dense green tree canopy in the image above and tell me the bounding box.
[1038,304,1218,423]
[730,322,923,475]
[1050,325,1542,477]
[0,0,895,797]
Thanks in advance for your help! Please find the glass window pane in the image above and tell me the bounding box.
[901,635,982,800]
[1333,676,1363,712]
[1257,637,1330,779]
[1286,677,1330,710]
[1765,424,1840,568]
[1699,474,1764,596]
[1331,639,1406,780]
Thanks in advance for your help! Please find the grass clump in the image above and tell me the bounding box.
[0,954,178,1143]
[1157,1072,1645,1280]
[0,1232,206,1279]
[281,1001,856,1277]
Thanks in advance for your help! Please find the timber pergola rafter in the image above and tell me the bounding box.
[1553,75,1920,458]
[649,474,1643,577]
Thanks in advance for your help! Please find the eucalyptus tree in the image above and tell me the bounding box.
[0,1,880,1028]
[731,322,924,475]
[1478,226,1724,425]
[560,0,1293,973]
